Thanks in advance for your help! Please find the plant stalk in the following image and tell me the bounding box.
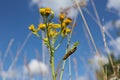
[45,18,56,80]
[50,53,56,80]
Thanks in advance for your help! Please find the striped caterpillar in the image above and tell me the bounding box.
[63,47,77,60]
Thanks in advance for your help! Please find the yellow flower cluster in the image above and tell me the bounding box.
[59,13,72,26]
[49,29,58,37]
[59,13,72,37]
[39,7,54,18]
[29,7,72,43]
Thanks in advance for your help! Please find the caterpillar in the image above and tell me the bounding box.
[63,47,77,60]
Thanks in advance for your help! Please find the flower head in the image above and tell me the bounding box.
[59,13,65,22]
[54,24,61,28]
[66,28,71,33]
[45,7,51,17]
[43,38,48,42]
[38,23,46,30]
[53,24,61,28]
[61,28,71,37]
[29,24,35,31]
[63,18,72,26]
[39,7,52,17]
[61,22,66,28]
[39,8,45,16]
[48,23,61,29]
[49,29,58,38]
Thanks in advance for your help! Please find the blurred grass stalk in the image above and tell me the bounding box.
[8,32,32,71]
[91,0,114,64]
[2,33,32,80]
[77,0,115,79]
[73,57,79,80]
[83,1,117,79]
[1,39,14,80]
[74,0,100,56]
[3,39,14,64]
[74,0,107,79]
[83,7,114,41]
[90,0,115,77]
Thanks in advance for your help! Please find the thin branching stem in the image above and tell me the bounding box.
[45,18,56,80]
[55,38,64,50]
[60,14,77,80]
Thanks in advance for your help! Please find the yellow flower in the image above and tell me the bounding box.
[29,24,35,31]
[65,28,71,33]
[61,28,71,37]
[63,18,72,26]
[43,38,48,42]
[45,7,51,16]
[48,23,61,29]
[49,30,54,37]
[53,24,61,28]
[49,30,58,37]
[49,23,54,27]
[38,23,46,30]
[59,13,65,22]
[39,8,45,16]
[61,22,66,28]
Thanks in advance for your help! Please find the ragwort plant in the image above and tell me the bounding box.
[29,7,79,80]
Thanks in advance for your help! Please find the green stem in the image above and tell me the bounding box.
[60,37,70,80]
[50,53,56,80]
[45,18,56,80]
[55,59,63,78]
[60,60,66,80]
[55,38,64,50]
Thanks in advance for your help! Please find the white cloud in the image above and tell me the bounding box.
[107,0,120,12]
[104,19,120,31]
[115,19,120,28]
[0,69,28,79]
[0,70,18,79]
[24,59,49,76]
[109,37,120,56]
[104,21,114,31]
[77,76,88,80]
[90,55,108,70]
[30,0,88,18]
[0,59,49,79]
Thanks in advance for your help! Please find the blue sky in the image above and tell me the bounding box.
[0,0,120,80]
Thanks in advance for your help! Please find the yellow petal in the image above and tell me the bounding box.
[45,7,51,16]
[43,38,48,42]
[38,23,46,30]
[59,13,65,22]
[39,8,45,16]
[63,18,72,25]
[66,28,71,33]
[29,24,35,31]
